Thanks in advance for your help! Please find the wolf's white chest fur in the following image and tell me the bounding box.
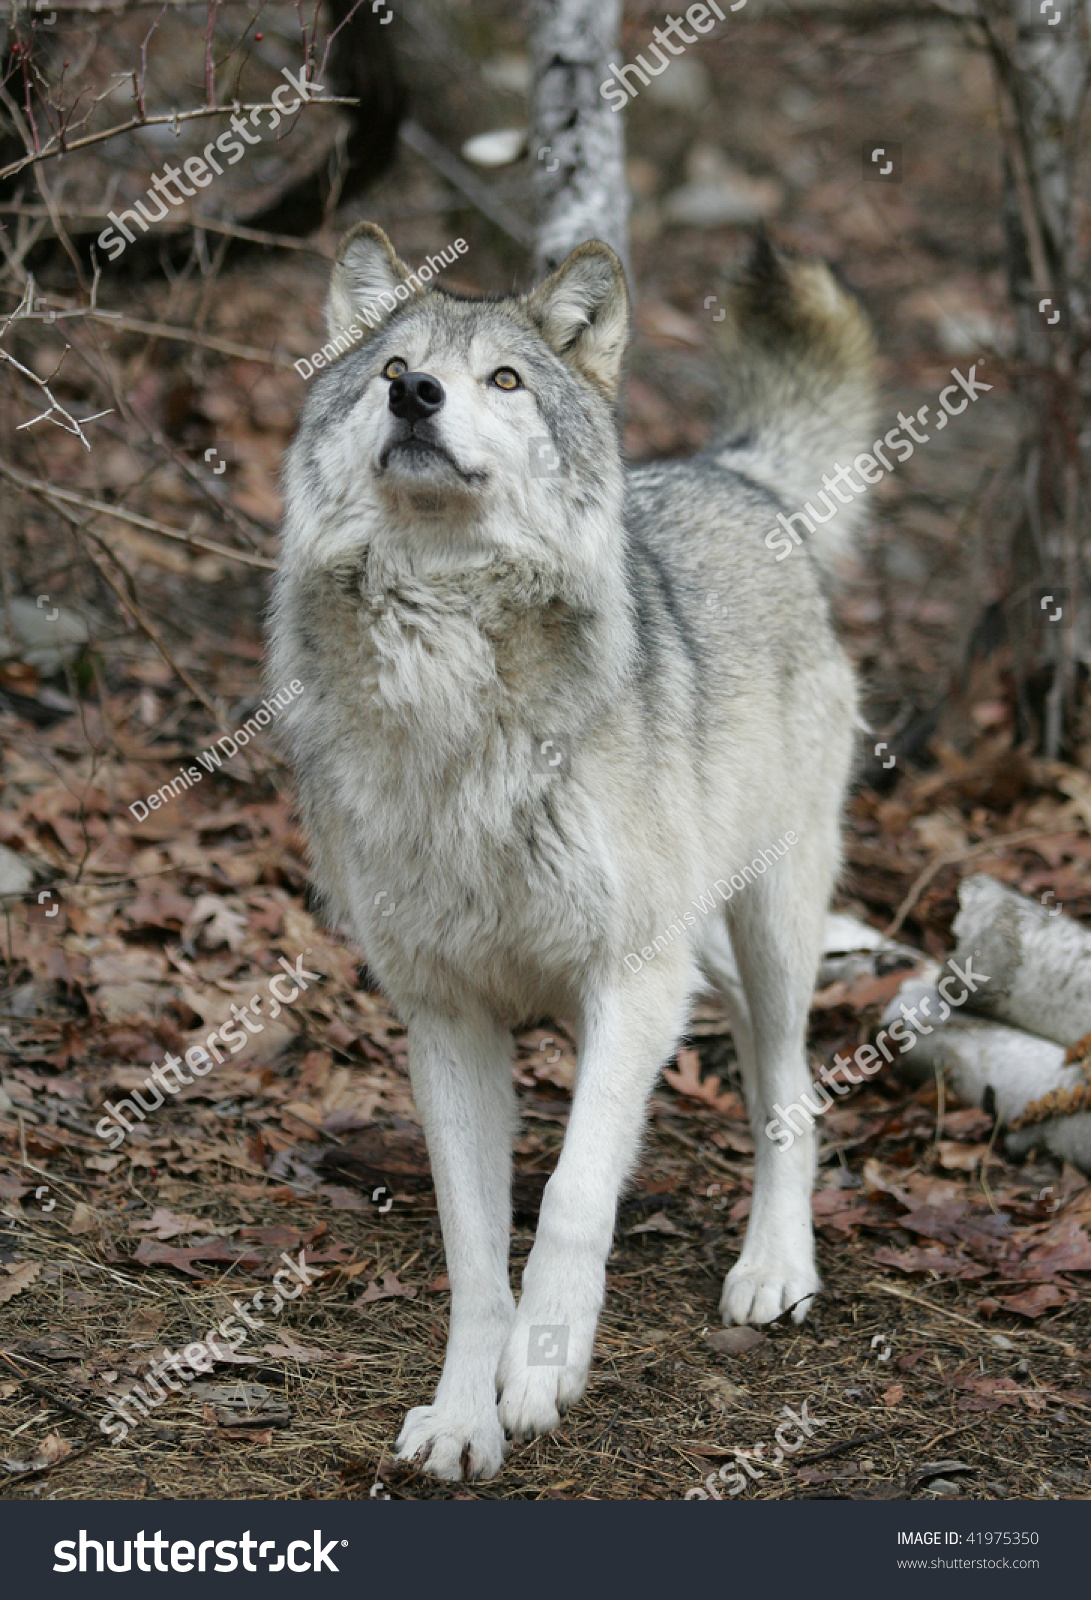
[308,561,618,1014]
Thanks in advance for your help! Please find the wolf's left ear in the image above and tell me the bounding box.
[325,222,419,342]
[525,242,630,402]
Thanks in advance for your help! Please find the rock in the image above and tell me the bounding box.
[480,53,531,95]
[706,1325,766,1355]
[663,145,782,229]
[644,56,710,112]
[0,843,35,897]
[0,597,89,675]
[460,128,527,168]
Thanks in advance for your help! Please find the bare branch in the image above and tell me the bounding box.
[0,95,358,183]
[0,459,278,571]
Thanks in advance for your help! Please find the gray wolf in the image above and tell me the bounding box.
[268,222,875,1480]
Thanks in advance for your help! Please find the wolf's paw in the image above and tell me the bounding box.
[720,1256,820,1327]
[495,1315,594,1442]
[395,1403,508,1481]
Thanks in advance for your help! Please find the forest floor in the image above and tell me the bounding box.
[0,1,1088,1500]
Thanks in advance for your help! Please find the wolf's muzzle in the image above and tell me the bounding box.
[389,371,445,422]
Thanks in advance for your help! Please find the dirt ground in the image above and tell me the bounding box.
[1,2,1089,1500]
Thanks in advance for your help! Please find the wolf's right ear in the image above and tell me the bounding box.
[525,242,629,402]
[325,222,420,342]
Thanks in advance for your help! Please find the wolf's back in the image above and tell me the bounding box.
[712,236,876,575]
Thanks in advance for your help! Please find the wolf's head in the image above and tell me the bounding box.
[285,223,629,576]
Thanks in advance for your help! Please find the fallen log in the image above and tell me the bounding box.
[884,956,1091,1173]
[952,872,1091,1045]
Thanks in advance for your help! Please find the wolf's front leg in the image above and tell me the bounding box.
[395,1008,517,1480]
[496,961,691,1440]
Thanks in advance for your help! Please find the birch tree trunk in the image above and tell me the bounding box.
[528,0,631,283]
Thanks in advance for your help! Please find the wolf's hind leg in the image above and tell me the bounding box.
[395,1007,517,1480]
[719,835,835,1326]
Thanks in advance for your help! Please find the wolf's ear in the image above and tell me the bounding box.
[525,242,629,402]
[325,222,420,341]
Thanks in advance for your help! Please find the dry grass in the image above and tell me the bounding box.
[2,1069,1088,1502]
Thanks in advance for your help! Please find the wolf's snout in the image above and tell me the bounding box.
[389,371,445,422]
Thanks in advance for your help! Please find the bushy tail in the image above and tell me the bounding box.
[713,234,876,574]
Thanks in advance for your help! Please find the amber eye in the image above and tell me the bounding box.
[492,367,521,391]
[383,358,407,380]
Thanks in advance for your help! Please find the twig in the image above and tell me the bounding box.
[793,1428,887,1467]
[88,310,295,368]
[1,479,232,731]
[0,204,337,258]
[0,459,277,571]
[0,279,112,449]
[0,97,358,183]
[867,1280,1078,1351]
[0,1349,101,1429]
[398,119,534,249]
[884,827,1062,938]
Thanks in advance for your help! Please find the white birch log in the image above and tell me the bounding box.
[528,0,631,282]
[952,872,1091,1045]
[885,967,1091,1171]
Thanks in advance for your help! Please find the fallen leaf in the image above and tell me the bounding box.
[357,1271,416,1305]
[2,1431,72,1475]
[134,1206,206,1240]
[940,1108,995,1141]
[812,1190,874,1234]
[628,1209,683,1236]
[318,1123,431,1193]
[0,1262,41,1304]
[873,1245,990,1281]
[936,1141,989,1172]
[185,893,248,952]
[662,1047,739,1114]
[997,1283,1071,1318]
[67,1202,100,1236]
[281,1101,324,1137]
[811,969,912,1012]
[132,1238,265,1277]
[1016,1220,1091,1279]
[427,1273,450,1292]
[318,1184,368,1212]
[882,1382,904,1406]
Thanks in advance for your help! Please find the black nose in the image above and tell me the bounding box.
[389,370,445,422]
